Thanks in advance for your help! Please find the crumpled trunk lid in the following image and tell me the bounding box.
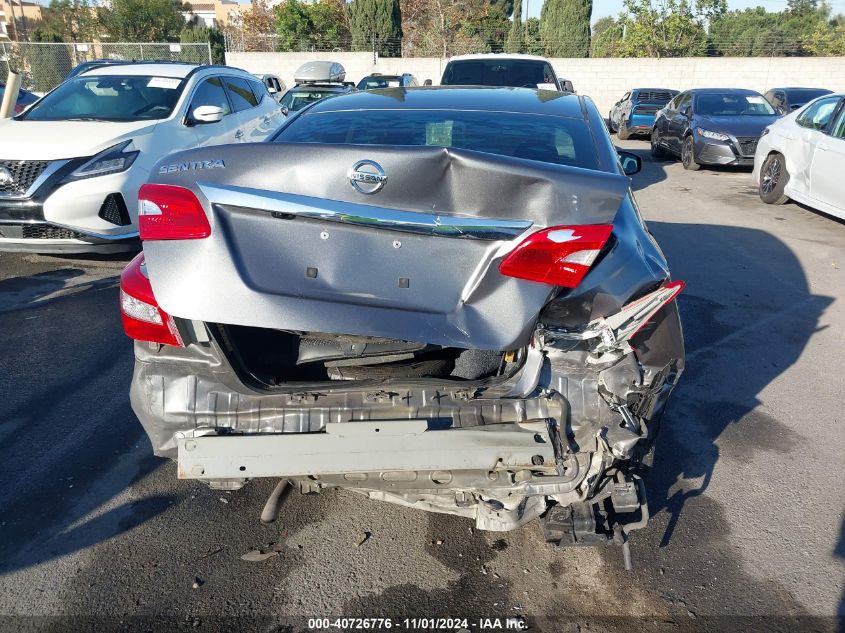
[143,143,630,349]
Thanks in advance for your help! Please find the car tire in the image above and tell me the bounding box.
[759,152,790,205]
[650,129,667,159]
[617,119,631,140]
[681,136,701,171]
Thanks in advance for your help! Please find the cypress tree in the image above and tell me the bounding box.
[505,0,524,53]
[539,0,592,58]
[349,0,402,57]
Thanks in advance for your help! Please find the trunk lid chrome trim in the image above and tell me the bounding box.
[198,182,534,241]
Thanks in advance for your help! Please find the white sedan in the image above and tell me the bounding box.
[754,93,845,220]
[0,62,284,253]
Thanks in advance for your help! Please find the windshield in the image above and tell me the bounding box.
[441,60,558,90]
[695,93,775,116]
[281,89,338,112]
[357,77,401,90]
[274,109,598,170]
[22,74,184,122]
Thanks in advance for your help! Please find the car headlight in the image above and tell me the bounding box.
[68,140,139,180]
[697,128,730,142]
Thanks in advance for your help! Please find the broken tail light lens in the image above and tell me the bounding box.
[138,183,211,241]
[499,224,613,288]
[120,253,184,347]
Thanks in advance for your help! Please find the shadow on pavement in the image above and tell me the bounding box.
[645,218,832,548]
[0,271,169,576]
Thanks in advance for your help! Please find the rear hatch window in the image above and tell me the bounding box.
[441,60,557,89]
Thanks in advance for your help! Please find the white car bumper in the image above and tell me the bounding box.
[0,160,148,253]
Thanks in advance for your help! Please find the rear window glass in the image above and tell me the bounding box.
[280,89,338,112]
[274,109,598,169]
[442,60,557,90]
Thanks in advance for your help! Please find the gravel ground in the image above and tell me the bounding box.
[0,138,843,632]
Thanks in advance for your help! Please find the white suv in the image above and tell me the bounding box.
[0,62,284,253]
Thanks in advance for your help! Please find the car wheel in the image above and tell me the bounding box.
[681,136,701,171]
[617,119,631,140]
[650,129,667,158]
[759,152,790,205]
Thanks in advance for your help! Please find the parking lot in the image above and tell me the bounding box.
[0,137,843,630]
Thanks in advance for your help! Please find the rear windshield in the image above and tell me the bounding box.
[274,109,598,169]
[22,74,184,121]
[357,76,401,90]
[281,89,338,112]
[441,60,557,90]
[786,89,832,104]
[695,93,775,116]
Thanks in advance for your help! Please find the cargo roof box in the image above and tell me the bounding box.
[294,61,346,84]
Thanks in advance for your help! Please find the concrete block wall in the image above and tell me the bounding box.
[226,52,845,117]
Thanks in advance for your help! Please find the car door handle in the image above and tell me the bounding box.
[235,129,244,139]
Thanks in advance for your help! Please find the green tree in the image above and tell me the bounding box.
[591,16,624,56]
[274,0,314,50]
[613,0,725,58]
[523,17,543,54]
[805,20,845,54]
[349,0,402,57]
[539,0,592,57]
[505,0,523,52]
[181,25,225,63]
[98,0,186,41]
[308,0,351,49]
[39,0,98,41]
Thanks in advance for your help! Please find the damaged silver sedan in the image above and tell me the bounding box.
[121,87,685,556]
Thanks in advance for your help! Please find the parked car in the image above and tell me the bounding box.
[0,80,39,114]
[0,62,284,253]
[279,61,355,114]
[651,88,780,170]
[255,73,286,103]
[754,93,845,220]
[124,86,685,549]
[357,73,419,90]
[557,77,575,93]
[609,88,678,140]
[440,54,564,91]
[763,87,833,114]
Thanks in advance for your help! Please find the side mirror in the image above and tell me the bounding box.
[776,105,787,116]
[281,106,289,117]
[680,104,691,117]
[192,105,224,124]
[617,150,642,176]
[423,79,432,86]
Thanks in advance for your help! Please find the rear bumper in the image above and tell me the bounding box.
[177,420,556,480]
[625,114,656,134]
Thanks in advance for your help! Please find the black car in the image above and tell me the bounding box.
[279,61,355,114]
[440,54,563,91]
[357,73,419,90]
[763,87,833,114]
[651,88,780,170]
[123,86,685,548]
[0,81,39,114]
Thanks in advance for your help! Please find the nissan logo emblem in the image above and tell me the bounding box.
[347,160,387,194]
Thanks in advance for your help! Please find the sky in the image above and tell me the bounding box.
[525,0,845,20]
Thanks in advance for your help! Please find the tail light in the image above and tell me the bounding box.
[14,104,23,114]
[120,253,184,347]
[138,184,211,240]
[499,224,613,288]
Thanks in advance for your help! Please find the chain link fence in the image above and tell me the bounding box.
[0,42,213,93]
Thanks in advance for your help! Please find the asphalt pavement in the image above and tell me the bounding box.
[0,139,843,632]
